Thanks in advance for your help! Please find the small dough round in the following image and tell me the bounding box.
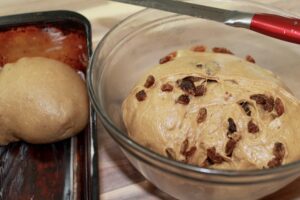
[0,57,88,145]
[122,50,300,170]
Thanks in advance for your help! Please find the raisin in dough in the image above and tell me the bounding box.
[0,57,88,145]
[122,50,300,170]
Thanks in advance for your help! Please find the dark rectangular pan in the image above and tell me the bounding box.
[0,11,98,200]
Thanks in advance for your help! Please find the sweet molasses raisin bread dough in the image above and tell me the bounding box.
[122,46,300,170]
[0,57,88,145]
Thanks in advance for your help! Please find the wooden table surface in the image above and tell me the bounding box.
[0,1,300,200]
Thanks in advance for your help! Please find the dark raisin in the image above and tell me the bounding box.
[268,142,285,168]
[196,63,203,68]
[165,148,176,159]
[180,140,197,161]
[144,75,155,88]
[176,94,190,105]
[159,51,177,64]
[178,78,196,95]
[239,101,251,116]
[212,47,233,55]
[206,79,218,83]
[197,108,207,124]
[246,55,256,63]
[250,94,275,112]
[183,76,203,82]
[225,138,237,157]
[273,142,285,160]
[263,96,274,112]
[180,139,189,154]
[207,147,225,164]
[248,120,259,134]
[136,90,147,101]
[267,158,282,168]
[159,57,171,64]
[275,98,284,117]
[250,94,267,104]
[200,158,212,168]
[185,146,197,159]
[227,118,237,135]
[161,83,173,92]
[191,45,206,52]
[194,85,206,97]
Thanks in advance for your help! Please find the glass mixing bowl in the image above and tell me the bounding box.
[87,1,300,199]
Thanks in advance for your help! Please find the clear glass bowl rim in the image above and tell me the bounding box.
[87,1,300,178]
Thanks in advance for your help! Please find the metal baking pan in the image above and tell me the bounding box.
[0,11,98,200]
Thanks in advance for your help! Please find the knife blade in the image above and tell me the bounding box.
[111,0,300,44]
[113,0,253,27]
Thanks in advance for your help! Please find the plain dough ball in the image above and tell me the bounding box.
[122,50,300,170]
[0,57,89,145]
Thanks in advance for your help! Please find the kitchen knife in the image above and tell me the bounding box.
[112,0,300,44]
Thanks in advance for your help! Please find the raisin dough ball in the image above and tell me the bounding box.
[122,49,300,170]
[0,57,88,145]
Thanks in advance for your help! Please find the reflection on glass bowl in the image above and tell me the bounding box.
[88,1,300,199]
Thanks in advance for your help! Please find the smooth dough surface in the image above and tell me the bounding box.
[122,50,300,170]
[0,57,88,145]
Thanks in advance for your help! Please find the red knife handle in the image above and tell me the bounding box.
[250,13,300,44]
